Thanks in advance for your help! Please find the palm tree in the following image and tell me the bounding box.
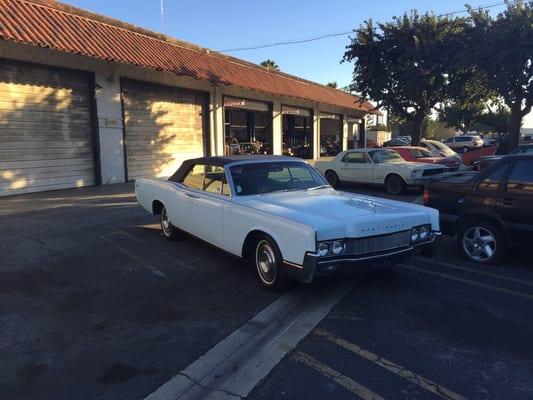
[326,81,338,88]
[260,59,280,71]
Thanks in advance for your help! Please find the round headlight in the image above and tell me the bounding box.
[419,225,429,241]
[411,228,420,243]
[318,242,330,257]
[331,240,345,255]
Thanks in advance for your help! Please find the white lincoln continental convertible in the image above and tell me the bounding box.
[135,156,440,291]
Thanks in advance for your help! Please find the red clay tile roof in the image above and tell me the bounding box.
[0,0,375,113]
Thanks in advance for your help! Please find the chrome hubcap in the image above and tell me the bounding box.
[463,226,496,262]
[256,241,277,284]
[161,209,171,235]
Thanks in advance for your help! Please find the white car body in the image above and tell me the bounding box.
[135,156,440,285]
[420,139,461,160]
[314,148,448,189]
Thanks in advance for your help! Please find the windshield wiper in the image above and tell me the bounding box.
[260,188,302,196]
[307,185,331,191]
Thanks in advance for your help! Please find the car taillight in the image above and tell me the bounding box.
[423,187,430,205]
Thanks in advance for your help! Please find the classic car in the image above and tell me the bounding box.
[314,149,448,195]
[471,144,533,170]
[424,154,533,264]
[420,139,461,160]
[135,155,440,291]
[391,146,462,170]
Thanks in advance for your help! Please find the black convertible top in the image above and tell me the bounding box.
[168,155,297,182]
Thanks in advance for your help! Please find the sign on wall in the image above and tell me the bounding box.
[281,105,311,117]
[224,97,269,112]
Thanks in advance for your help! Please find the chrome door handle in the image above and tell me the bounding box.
[184,192,200,199]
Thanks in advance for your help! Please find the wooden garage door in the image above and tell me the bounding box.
[122,80,207,180]
[0,60,95,196]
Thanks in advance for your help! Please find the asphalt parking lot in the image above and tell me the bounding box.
[1,183,532,400]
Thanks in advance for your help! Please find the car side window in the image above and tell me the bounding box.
[477,164,506,191]
[506,160,533,195]
[343,152,367,163]
[181,164,229,196]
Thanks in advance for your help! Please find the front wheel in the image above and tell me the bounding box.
[385,174,405,195]
[160,206,178,239]
[254,235,292,291]
[462,146,469,153]
[325,170,340,188]
[458,220,504,264]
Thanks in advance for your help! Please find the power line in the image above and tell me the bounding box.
[218,1,511,53]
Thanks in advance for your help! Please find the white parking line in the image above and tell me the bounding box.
[401,264,533,301]
[314,329,465,400]
[415,257,533,287]
[293,351,385,400]
[100,235,167,278]
[143,282,353,400]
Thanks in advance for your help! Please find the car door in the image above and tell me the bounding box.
[496,159,533,246]
[180,164,227,246]
[338,151,374,183]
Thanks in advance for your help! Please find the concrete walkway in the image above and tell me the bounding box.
[0,183,135,217]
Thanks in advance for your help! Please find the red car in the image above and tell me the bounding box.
[391,146,461,170]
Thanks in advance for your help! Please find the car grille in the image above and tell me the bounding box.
[422,168,447,177]
[345,230,411,256]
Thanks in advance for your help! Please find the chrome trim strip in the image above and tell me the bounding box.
[283,260,304,269]
[317,247,414,265]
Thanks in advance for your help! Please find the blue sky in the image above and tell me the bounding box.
[63,0,506,88]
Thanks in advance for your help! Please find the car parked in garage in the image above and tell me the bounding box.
[135,156,440,290]
[314,149,448,195]
[391,146,462,170]
[424,155,533,264]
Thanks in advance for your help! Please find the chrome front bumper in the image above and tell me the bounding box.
[284,232,441,283]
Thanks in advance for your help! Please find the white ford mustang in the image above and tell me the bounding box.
[314,148,448,194]
[135,155,440,290]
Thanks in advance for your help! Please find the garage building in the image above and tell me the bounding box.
[0,0,375,196]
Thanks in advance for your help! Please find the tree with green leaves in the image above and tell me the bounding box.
[466,1,533,150]
[260,59,280,71]
[344,11,470,145]
[326,81,338,88]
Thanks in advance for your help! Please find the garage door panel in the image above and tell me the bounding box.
[0,166,94,184]
[0,157,94,170]
[122,80,206,180]
[0,60,95,196]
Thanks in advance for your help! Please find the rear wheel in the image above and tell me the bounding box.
[254,235,292,292]
[462,146,469,153]
[160,207,178,239]
[458,220,504,264]
[385,174,405,195]
[325,170,340,188]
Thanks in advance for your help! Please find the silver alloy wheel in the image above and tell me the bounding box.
[161,208,172,236]
[256,240,277,285]
[462,226,497,262]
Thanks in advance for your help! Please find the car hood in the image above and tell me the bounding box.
[418,156,459,165]
[236,189,439,240]
[384,161,447,170]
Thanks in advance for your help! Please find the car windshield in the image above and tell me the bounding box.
[229,161,327,196]
[370,150,405,163]
[426,141,455,156]
[417,148,434,158]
